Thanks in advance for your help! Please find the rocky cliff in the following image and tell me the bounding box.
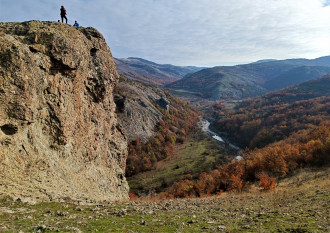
[0,21,128,202]
[114,77,168,143]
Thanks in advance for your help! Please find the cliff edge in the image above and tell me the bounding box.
[0,21,128,202]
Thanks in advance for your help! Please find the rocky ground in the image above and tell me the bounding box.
[0,167,329,232]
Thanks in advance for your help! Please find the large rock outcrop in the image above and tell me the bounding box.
[0,21,128,202]
[114,77,168,143]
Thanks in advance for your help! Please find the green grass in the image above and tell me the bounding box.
[1,169,329,232]
[127,131,229,194]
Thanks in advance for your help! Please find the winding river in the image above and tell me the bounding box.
[200,119,242,160]
[201,120,224,142]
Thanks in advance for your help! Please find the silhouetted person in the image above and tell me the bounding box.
[60,6,67,24]
[73,20,79,28]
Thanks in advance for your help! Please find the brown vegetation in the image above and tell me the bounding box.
[126,93,199,177]
[162,122,329,198]
[214,95,330,148]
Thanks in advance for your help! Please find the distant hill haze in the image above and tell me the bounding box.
[166,56,330,101]
[244,74,330,106]
[115,57,205,85]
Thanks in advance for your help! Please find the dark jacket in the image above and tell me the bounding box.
[60,7,66,16]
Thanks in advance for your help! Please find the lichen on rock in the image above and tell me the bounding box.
[0,21,128,202]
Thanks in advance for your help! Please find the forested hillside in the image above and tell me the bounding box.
[126,94,199,176]
[264,66,330,91]
[159,76,330,198]
[114,77,199,177]
[163,125,329,198]
[166,56,330,102]
[212,75,330,148]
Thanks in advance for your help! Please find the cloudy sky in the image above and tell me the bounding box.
[1,0,330,66]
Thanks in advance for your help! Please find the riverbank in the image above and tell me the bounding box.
[199,119,241,153]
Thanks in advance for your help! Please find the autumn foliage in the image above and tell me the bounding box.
[126,94,199,177]
[128,78,330,198]
[213,96,330,149]
[161,92,329,198]
[259,172,276,191]
[163,124,329,198]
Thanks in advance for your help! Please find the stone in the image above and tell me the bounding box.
[155,96,170,111]
[187,219,197,224]
[35,225,47,232]
[140,220,146,225]
[217,225,226,231]
[117,209,127,216]
[114,77,166,143]
[0,21,128,202]
[56,211,68,217]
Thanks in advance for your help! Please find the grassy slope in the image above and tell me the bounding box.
[0,167,329,232]
[128,130,229,194]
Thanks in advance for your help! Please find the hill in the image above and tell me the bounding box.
[166,65,269,100]
[264,66,330,90]
[245,74,330,106]
[113,76,200,177]
[250,59,277,64]
[211,75,330,148]
[278,56,330,67]
[114,76,168,143]
[166,56,330,101]
[115,57,204,85]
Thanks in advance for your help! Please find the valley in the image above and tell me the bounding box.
[0,20,329,233]
[127,129,230,195]
[118,69,329,201]
[200,119,241,152]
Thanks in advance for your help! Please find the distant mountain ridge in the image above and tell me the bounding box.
[166,55,330,101]
[243,74,330,107]
[115,57,205,85]
[264,66,330,91]
[250,59,277,64]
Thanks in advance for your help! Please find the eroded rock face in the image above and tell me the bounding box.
[0,21,128,202]
[114,78,166,143]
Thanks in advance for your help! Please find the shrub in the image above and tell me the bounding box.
[259,172,276,191]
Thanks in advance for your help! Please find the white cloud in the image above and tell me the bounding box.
[1,0,330,66]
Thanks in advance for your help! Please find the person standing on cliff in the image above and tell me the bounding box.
[60,6,67,24]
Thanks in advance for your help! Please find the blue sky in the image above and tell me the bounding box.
[1,0,330,66]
